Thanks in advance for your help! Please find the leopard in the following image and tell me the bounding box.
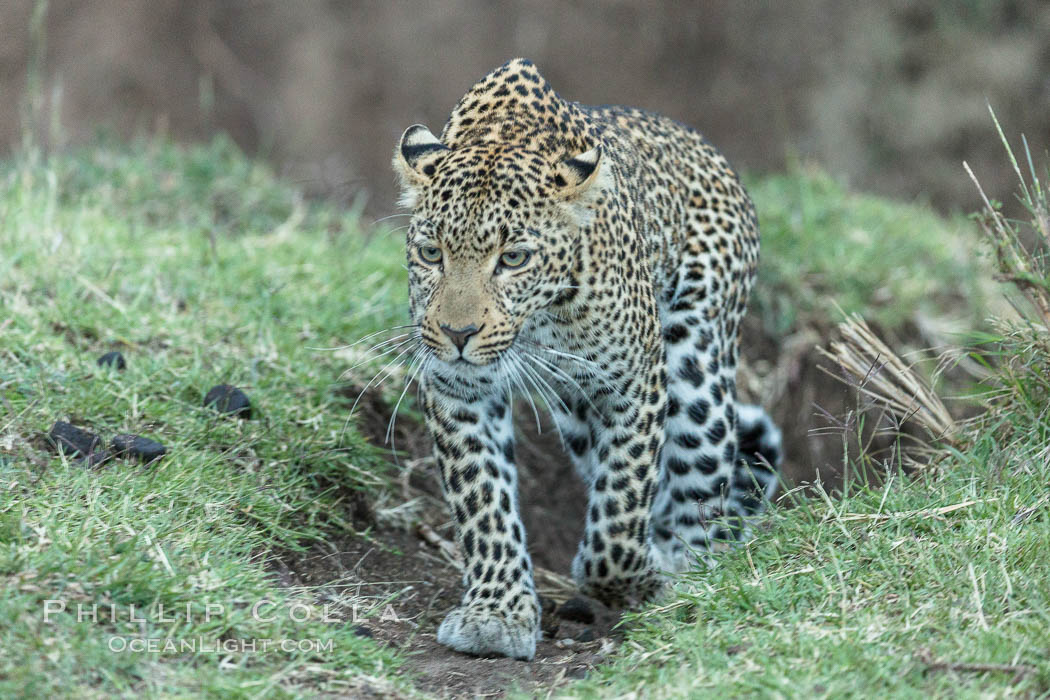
[390,58,782,661]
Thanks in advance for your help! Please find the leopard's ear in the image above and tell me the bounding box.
[392,124,449,208]
[552,145,605,199]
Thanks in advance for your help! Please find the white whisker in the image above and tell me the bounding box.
[338,338,416,382]
[346,344,417,421]
[518,338,604,371]
[511,350,566,443]
[370,213,415,225]
[342,334,416,372]
[504,352,542,432]
[520,350,593,411]
[312,324,418,352]
[386,347,432,446]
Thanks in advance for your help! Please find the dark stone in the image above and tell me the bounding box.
[97,351,126,370]
[574,628,595,643]
[204,384,252,419]
[351,625,374,639]
[47,422,101,458]
[539,594,561,636]
[111,434,167,463]
[347,489,376,528]
[556,596,596,624]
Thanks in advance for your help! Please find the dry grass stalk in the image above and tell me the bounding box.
[837,498,990,522]
[964,106,1050,330]
[818,314,958,447]
[916,648,1037,685]
[415,522,577,600]
[965,161,1050,329]
[532,568,578,603]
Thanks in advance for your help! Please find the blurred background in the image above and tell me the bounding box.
[3,0,1049,216]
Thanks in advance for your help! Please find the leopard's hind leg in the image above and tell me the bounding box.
[650,298,744,571]
[649,182,784,569]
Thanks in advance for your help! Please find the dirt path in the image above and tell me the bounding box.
[277,526,623,697]
[276,391,626,697]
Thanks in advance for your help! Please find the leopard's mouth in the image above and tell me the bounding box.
[422,357,507,401]
[426,348,504,369]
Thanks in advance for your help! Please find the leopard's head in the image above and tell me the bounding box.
[392,124,607,371]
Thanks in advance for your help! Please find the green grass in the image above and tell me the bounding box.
[0,137,1030,697]
[1,139,411,698]
[569,444,1049,697]
[747,166,988,336]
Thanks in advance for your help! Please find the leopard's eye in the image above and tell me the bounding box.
[499,250,531,269]
[418,245,443,265]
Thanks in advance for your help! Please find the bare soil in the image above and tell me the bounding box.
[275,525,622,698]
[276,389,621,698]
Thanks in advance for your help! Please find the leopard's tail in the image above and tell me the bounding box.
[731,404,783,517]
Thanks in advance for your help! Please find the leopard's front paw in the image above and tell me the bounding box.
[437,601,540,660]
[572,548,667,608]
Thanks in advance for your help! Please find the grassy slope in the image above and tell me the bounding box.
[2,139,1036,697]
[0,140,410,698]
[572,450,1049,697]
[746,168,987,334]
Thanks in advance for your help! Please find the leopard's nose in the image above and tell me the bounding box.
[440,323,481,352]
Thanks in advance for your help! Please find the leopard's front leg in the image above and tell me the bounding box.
[570,353,667,607]
[424,387,539,660]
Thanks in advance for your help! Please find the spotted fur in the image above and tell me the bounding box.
[391,59,782,660]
